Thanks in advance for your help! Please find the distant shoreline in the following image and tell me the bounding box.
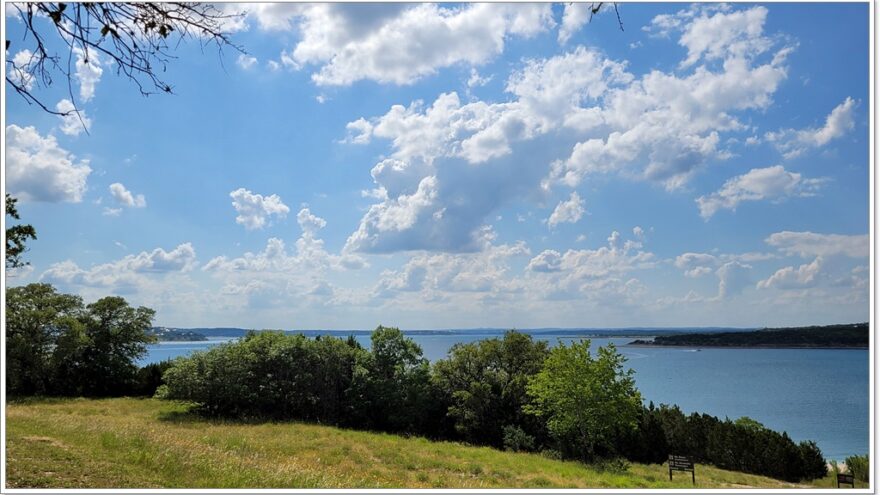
[625,343,868,350]
[627,323,868,350]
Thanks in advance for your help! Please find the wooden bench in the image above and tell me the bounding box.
[837,473,855,488]
[668,454,695,484]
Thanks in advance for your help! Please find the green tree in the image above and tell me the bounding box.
[6,283,83,395]
[349,326,434,433]
[524,340,642,461]
[55,296,156,396]
[5,194,37,269]
[432,331,549,448]
[6,283,156,397]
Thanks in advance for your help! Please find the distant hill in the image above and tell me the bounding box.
[150,326,757,339]
[629,323,868,349]
[147,327,208,342]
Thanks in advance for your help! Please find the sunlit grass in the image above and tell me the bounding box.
[5,397,862,489]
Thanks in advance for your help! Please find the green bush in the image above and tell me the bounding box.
[651,406,826,482]
[433,331,549,448]
[134,360,175,397]
[502,425,536,452]
[845,454,869,482]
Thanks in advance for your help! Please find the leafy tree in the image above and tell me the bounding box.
[6,2,243,120]
[524,340,642,461]
[6,283,83,395]
[5,194,37,269]
[53,296,156,396]
[432,331,549,448]
[352,326,435,433]
[6,283,156,397]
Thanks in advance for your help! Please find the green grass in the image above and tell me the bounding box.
[5,397,863,489]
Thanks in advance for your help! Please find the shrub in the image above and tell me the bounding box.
[592,457,630,474]
[433,331,549,448]
[845,454,869,482]
[502,425,536,452]
[134,360,175,397]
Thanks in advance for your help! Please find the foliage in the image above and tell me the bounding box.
[432,331,549,448]
[591,457,630,474]
[160,327,440,433]
[6,283,156,397]
[619,401,668,464]
[9,291,833,484]
[502,425,536,452]
[651,405,827,482]
[6,283,83,395]
[5,194,37,269]
[353,326,438,433]
[162,331,364,421]
[845,454,869,482]
[524,340,642,462]
[159,330,829,482]
[133,359,175,397]
[5,2,243,118]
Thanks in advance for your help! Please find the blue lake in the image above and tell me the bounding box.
[141,334,869,461]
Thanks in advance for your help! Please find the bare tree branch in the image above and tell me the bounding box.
[5,3,245,127]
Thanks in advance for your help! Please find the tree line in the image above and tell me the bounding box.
[7,283,828,482]
[632,323,868,348]
[7,283,157,396]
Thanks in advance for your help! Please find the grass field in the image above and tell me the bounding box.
[5,397,864,489]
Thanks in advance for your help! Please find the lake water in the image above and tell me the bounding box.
[141,334,869,461]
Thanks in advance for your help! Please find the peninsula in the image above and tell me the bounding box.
[628,323,868,349]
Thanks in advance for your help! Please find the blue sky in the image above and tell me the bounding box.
[4,3,870,329]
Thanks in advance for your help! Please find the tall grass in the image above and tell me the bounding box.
[5,397,858,489]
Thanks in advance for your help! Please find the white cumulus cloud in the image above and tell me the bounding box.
[109,182,146,208]
[757,257,823,290]
[229,188,290,230]
[75,48,103,102]
[41,243,197,293]
[237,54,258,70]
[265,3,554,86]
[558,3,591,45]
[765,97,857,159]
[547,191,586,228]
[8,49,36,90]
[696,165,826,219]
[5,125,92,203]
[55,99,92,136]
[552,5,791,192]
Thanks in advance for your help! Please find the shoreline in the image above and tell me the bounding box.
[624,343,868,350]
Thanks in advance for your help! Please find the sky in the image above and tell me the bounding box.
[3,3,871,330]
